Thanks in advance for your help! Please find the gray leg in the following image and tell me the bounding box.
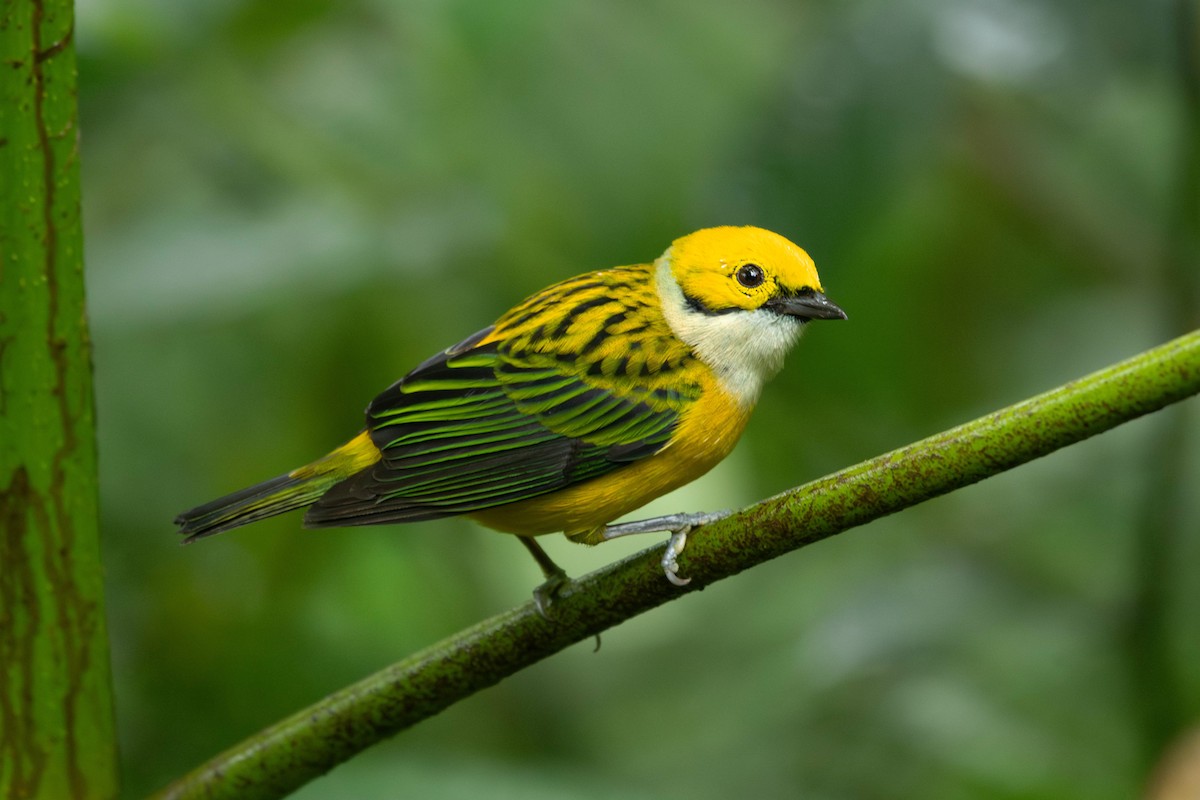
[518,536,569,619]
[600,510,732,586]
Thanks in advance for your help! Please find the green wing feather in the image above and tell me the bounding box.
[304,323,699,527]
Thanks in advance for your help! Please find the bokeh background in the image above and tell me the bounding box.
[77,1,1199,797]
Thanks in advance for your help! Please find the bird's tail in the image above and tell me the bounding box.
[175,431,380,543]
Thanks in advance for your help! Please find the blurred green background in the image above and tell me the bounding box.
[77,0,1199,797]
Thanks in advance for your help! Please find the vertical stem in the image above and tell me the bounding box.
[1167,0,1200,326]
[0,1,119,798]
[1129,0,1200,770]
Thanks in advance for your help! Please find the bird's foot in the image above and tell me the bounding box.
[662,528,692,586]
[518,536,572,619]
[531,568,570,619]
[601,510,732,587]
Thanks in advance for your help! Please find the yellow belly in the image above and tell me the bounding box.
[468,381,751,543]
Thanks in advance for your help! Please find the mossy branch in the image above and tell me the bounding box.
[155,329,1200,800]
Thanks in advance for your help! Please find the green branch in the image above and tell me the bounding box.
[155,329,1200,800]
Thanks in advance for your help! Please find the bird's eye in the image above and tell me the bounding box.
[736,263,765,288]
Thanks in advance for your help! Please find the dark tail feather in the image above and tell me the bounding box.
[175,431,381,543]
[176,472,331,543]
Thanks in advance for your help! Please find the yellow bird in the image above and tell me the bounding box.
[175,226,846,610]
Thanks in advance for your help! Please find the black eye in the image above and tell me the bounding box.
[736,263,765,288]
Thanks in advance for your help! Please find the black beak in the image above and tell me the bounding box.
[767,290,847,321]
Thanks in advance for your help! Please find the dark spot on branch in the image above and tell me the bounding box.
[0,468,49,796]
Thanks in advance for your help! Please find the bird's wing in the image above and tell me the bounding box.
[304,325,701,526]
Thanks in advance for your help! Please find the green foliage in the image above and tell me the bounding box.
[0,1,118,797]
[77,1,1198,797]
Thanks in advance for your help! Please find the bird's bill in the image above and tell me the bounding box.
[768,291,848,321]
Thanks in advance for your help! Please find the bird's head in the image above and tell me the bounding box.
[665,226,845,321]
[655,226,846,405]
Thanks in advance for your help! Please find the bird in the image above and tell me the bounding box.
[175,225,846,612]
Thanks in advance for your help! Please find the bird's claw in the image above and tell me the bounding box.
[662,527,692,586]
[531,570,570,619]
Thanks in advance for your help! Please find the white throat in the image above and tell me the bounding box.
[655,257,804,408]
